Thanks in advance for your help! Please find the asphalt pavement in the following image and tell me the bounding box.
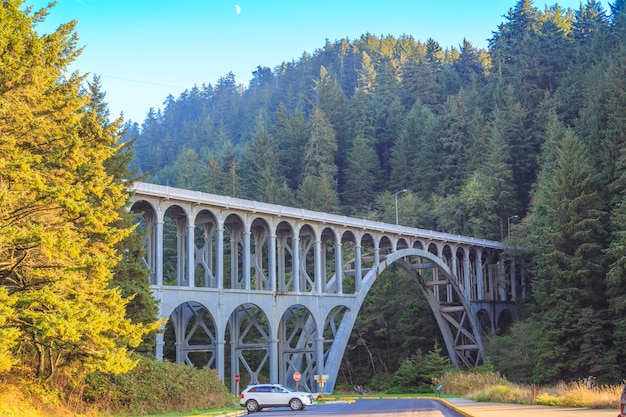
[444,398,620,417]
[215,397,621,417]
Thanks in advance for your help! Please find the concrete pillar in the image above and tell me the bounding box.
[217,339,225,384]
[217,225,224,289]
[510,258,517,302]
[498,257,507,301]
[315,238,322,293]
[155,219,164,286]
[177,219,185,285]
[270,338,279,383]
[187,222,195,287]
[316,335,325,389]
[230,226,239,289]
[244,230,251,290]
[463,256,471,299]
[355,244,362,292]
[335,242,343,294]
[476,251,484,300]
[293,237,300,293]
[155,325,164,361]
[269,233,277,292]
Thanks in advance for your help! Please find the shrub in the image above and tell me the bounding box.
[434,367,508,395]
[83,355,234,415]
[390,343,452,393]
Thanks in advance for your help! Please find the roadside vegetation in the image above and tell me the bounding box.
[435,368,622,409]
[0,355,235,417]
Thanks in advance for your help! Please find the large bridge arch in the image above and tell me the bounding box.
[320,247,484,392]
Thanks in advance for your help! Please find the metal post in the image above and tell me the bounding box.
[507,215,519,238]
[395,189,407,225]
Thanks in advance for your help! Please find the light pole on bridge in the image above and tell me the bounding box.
[395,189,407,225]
[507,215,519,238]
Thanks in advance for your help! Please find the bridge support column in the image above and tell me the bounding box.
[476,250,484,299]
[217,225,224,289]
[156,219,164,286]
[177,219,185,285]
[187,222,194,287]
[355,244,362,292]
[230,226,240,289]
[269,233,277,291]
[510,258,517,301]
[244,231,251,290]
[217,339,225,383]
[335,242,343,294]
[155,328,164,361]
[229,318,238,391]
[498,257,507,300]
[449,255,456,303]
[293,237,300,292]
[463,256,470,298]
[316,336,325,391]
[270,338,279,383]
[315,239,322,293]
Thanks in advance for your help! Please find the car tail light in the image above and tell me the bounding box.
[241,393,245,398]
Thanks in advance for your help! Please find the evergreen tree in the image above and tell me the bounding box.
[527,128,610,382]
[342,136,381,214]
[241,113,283,201]
[84,77,160,354]
[0,1,154,378]
[303,107,339,180]
[272,105,309,190]
[459,121,516,240]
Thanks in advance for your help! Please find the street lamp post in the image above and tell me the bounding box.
[507,215,519,238]
[395,189,407,225]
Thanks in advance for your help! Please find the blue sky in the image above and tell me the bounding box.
[27,0,590,123]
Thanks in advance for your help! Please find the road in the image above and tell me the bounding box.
[238,398,466,416]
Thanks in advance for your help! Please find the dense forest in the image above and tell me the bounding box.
[123,0,626,385]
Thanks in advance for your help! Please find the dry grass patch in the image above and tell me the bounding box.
[436,370,622,409]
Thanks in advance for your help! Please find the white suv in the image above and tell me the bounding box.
[239,383,314,413]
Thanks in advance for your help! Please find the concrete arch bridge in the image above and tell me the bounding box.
[129,182,526,394]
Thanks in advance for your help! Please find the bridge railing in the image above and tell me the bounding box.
[131,182,505,249]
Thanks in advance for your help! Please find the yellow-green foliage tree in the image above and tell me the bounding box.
[0,1,154,380]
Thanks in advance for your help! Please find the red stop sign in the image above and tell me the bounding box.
[293,371,301,381]
[234,374,240,383]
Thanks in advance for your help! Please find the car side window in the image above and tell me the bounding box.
[258,386,271,393]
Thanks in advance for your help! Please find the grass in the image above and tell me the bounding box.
[435,370,622,409]
[3,368,623,416]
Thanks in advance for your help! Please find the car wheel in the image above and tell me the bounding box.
[289,398,303,411]
[245,399,259,413]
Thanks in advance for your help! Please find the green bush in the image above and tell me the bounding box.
[370,373,393,392]
[83,355,234,415]
[388,343,452,394]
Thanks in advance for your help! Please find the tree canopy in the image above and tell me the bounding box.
[0,0,158,380]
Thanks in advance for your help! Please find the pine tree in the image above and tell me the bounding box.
[527,128,610,382]
[0,1,154,378]
[84,77,160,354]
[303,107,339,180]
[342,136,381,214]
[272,104,308,189]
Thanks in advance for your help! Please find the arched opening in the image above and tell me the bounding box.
[163,301,217,368]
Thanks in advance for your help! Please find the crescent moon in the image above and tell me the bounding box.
[235,5,241,14]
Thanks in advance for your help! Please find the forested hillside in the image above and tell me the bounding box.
[126,0,626,384]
